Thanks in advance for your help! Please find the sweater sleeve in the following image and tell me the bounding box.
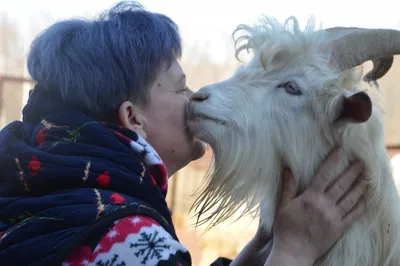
[62,215,232,266]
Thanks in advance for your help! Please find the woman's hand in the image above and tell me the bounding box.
[266,147,367,266]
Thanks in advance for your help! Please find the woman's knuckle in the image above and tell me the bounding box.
[330,185,342,200]
[337,178,346,191]
[347,194,356,206]
[326,213,339,228]
[332,147,344,162]
[337,201,348,214]
[304,190,317,204]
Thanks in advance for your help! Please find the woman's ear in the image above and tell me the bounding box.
[118,101,147,139]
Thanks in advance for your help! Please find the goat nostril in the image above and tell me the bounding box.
[190,92,209,102]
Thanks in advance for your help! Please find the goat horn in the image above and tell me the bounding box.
[363,56,394,82]
[323,27,400,81]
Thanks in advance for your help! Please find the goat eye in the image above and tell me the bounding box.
[277,81,302,95]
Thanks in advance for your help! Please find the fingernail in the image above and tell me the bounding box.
[283,168,288,177]
[284,168,292,179]
[357,161,366,172]
[360,179,369,190]
[333,146,344,159]
[353,160,362,168]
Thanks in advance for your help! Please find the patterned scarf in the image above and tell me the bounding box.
[0,86,174,265]
[105,123,169,194]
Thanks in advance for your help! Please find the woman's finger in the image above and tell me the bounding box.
[325,161,364,202]
[337,178,367,216]
[341,194,366,229]
[279,168,297,207]
[310,147,345,192]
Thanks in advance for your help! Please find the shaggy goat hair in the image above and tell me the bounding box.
[187,16,400,266]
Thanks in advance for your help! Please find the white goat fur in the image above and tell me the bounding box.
[191,17,400,265]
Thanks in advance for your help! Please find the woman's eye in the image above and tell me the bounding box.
[277,81,302,95]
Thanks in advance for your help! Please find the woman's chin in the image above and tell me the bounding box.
[191,139,207,161]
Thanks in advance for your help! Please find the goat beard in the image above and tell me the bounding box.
[190,118,345,232]
[191,126,282,232]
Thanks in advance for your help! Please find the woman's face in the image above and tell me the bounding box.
[140,59,206,175]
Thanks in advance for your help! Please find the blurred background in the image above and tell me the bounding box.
[0,0,399,265]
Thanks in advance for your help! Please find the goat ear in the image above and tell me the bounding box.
[271,50,289,65]
[260,49,290,71]
[336,91,372,123]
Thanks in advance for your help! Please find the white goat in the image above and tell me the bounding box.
[187,17,400,266]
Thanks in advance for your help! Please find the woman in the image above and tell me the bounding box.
[0,1,366,265]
